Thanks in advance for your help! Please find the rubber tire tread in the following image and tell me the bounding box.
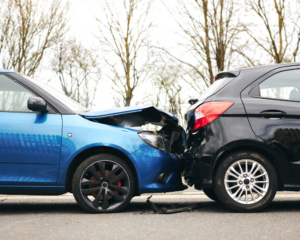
[72,154,135,213]
[214,151,277,212]
[203,188,219,202]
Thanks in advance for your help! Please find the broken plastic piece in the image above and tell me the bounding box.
[146,196,202,214]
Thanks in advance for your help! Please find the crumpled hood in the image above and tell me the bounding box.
[81,106,178,127]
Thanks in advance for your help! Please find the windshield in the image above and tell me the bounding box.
[22,75,88,113]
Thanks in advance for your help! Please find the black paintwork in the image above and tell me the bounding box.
[185,62,300,191]
[27,97,47,112]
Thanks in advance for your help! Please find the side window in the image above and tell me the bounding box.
[259,69,300,101]
[0,75,36,112]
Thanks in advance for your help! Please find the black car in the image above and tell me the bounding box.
[184,62,300,212]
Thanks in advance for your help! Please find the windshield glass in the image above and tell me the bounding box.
[22,75,88,113]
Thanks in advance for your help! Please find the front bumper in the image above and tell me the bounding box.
[130,146,187,193]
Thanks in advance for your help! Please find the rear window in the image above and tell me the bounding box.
[199,77,235,100]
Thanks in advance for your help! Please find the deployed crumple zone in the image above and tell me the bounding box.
[81,106,186,155]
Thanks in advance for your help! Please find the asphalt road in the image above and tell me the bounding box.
[0,192,300,240]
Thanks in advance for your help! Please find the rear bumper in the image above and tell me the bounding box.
[183,117,264,190]
[183,121,220,190]
[183,156,214,190]
[130,146,187,193]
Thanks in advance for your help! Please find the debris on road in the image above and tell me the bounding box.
[146,196,202,214]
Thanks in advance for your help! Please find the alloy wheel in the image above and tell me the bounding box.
[80,160,130,211]
[224,159,269,204]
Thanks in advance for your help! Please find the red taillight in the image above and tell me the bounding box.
[193,102,234,132]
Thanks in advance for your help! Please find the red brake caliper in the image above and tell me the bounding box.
[113,180,121,194]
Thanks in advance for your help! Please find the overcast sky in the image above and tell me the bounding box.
[42,0,195,111]
[41,0,300,112]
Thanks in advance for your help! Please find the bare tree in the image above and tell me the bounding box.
[51,39,101,109]
[244,0,300,63]
[148,63,185,124]
[0,0,69,76]
[95,0,154,106]
[163,0,243,90]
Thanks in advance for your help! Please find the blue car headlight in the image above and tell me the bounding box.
[138,132,170,152]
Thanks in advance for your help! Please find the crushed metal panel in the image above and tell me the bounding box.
[81,106,178,127]
[81,106,186,155]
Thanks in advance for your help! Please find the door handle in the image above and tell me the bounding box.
[259,110,287,119]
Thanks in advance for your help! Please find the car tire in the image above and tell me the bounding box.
[72,154,135,213]
[214,151,277,212]
[203,188,219,202]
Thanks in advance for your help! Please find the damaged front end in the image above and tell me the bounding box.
[81,106,187,193]
[81,106,186,155]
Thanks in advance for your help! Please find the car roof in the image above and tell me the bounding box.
[0,69,15,73]
[240,62,300,73]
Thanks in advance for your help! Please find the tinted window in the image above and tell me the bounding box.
[0,75,35,112]
[259,69,300,101]
[199,77,235,101]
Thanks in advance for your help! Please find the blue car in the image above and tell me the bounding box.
[0,70,186,212]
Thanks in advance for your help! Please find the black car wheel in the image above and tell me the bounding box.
[72,154,135,213]
[203,188,219,202]
[214,151,277,212]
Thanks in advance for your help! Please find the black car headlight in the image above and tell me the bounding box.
[138,132,170,152]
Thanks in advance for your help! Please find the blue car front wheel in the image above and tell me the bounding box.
[72,154,135,213]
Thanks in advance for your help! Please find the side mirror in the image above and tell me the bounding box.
[188,98,198,105]
[28,97,47,112]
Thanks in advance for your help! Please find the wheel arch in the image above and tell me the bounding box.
[213,141,285,190]
[65,146,140,195]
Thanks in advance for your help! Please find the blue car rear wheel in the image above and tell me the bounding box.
[72,154,135,213]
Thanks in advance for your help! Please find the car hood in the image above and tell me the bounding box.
[81,106,178,127]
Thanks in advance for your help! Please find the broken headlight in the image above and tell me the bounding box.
[138,132,170,152]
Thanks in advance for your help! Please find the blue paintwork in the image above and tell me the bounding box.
[82,105,179,121]
[130,146,185,192]
[1,109,184,194]
[0,112,62,185]
[56,115,147,185]
[56,115,184,192]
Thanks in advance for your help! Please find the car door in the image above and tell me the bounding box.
[0,74,62,185]
[241,67,300,178]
